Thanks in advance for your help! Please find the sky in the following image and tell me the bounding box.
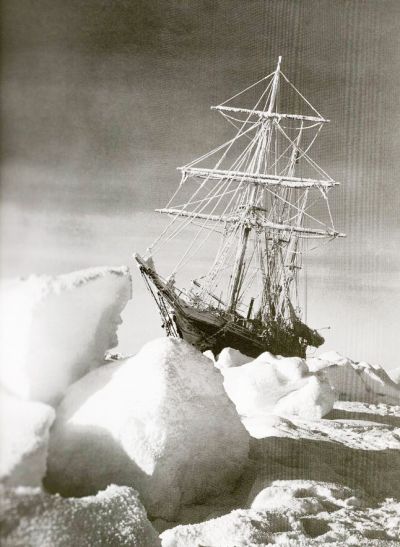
[1,0,399,370]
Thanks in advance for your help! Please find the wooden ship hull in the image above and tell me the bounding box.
[136,254,324,359]
[170,306,319,359]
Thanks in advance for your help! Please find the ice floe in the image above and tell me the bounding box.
[221,352,336,435]
[308,351,400,405]
[214,347,252,369]
[1,264,399,544]
[0,267,131,405]
[0,484,160,546]
[46,338,249,519]
[161,482,400,546]
[0,387,55,487]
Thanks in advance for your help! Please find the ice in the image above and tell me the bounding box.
[214,347,252,369]
[0,484,160,546]
[0,259,397,541]
[246,406,400,504]
[0,266,132,405]
[307,351,400,404]
[45,338,249,520]
[221,351,336,436]
[161,482,400,546]
[387,366,400,384]
[160,508,294,546]
[248,480,363,512]
[203,349,215,362]
[0,387,55,487]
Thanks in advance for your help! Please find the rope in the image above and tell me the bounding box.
[219,71,274,106]
[280,71,324,118]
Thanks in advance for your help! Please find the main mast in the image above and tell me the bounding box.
[229,55,279,314]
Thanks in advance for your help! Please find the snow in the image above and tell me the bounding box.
[0,261,399,543]
[221,351,336,436]
[0,484,160,546]
[160,507,297,546]
[248,480,362,512]
[214,347,252,369]
[246,402,400,501]
[160,490,400,546]
[387,366,400,384]
[307,351,400,405]
[0,266,132,405]
[45,337,249,520]
[0,387,55,487]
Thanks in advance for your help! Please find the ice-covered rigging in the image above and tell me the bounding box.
[135,57,345,358]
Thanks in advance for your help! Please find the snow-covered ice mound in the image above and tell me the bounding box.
[161,490,400,546]
[46,338,249,519]
[160,507,297,546]
[248,479,363,512]
[158,399,400,544]
[246,404,400,501]
[222,351,335,436]
[0,266,131,405]
[0,484,160,546]
[388,366,400,384]
[308,351,400,405]
[0,387,55,487]
[214,347,252,369]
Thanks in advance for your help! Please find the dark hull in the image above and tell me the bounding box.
[135,254,323,359]
[169,302,309,358]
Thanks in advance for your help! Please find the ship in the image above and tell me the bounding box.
[135,57,345,358]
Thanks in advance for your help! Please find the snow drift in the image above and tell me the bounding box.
[0,387,55,487]
[308,351,400,404]
[221,351,335,437]
[214,347,252,369]
[46,338,249,520]
[388,366,400,384]
[0,484,160,546]
[248,479,362,512]
[161,480,400,546]
[247,407,400,505]
[0,266,131,405]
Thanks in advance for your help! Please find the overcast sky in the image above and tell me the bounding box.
[1,0,399,369]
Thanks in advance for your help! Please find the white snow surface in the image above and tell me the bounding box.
[248,479,362,512]
[0,484,160,546]
[221,351,336,435]
[0,266,132,405]
[246,401,400,503]
[0,387,55,487]
[214,347,252,369]
[156,400,400,542]
[161,486,400,546]
[161,400,400,546]
[388,366,400,384]
[308,351,400,405]
[46,337,249,520]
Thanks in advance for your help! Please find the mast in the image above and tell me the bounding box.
[228,57,282,312]
[267,55,281,114]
